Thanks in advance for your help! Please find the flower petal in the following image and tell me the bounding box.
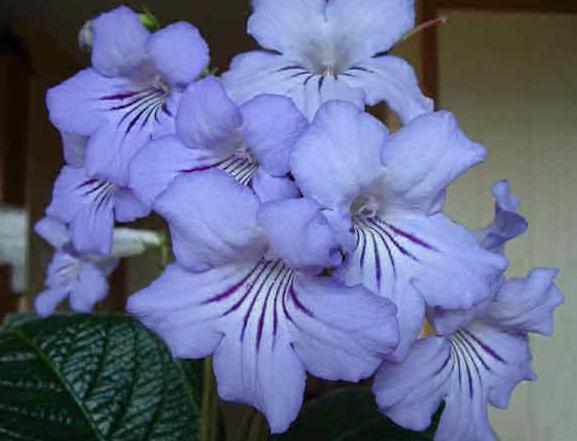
[247,0,327,60]
[251,170,300,203]
[290,101,388,214]
[153,169,266,271]
[289,273,399,380]
[46,166,115,255]
[69,262,109,312]
[344,55,433,124]
[380,111,486,213]
[177,76,242,157]
[114,187,150,222]
[34,217,71,250]
[34,288,69,317]
[482,268,564,336]
[147,22,209,87]
[241,94,308,176]
[474,180,528,254]
[91,6,151,78]
[258,198,342,273]
[61,132,88,167]
[326,0,414,59]
[129,135,222,206]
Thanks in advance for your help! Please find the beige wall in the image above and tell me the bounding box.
[436,10,577,440]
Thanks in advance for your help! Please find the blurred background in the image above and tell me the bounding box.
[0,0,576,439]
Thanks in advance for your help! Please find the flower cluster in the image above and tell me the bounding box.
[39,2,563,438]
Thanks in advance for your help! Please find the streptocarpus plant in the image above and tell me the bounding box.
[23,1,563,440]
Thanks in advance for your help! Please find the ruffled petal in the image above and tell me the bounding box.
[257,198,342,273]
[147,22,209,87]
[46,166,115,255]
[247,0,327,60]
[34,217,71,249]
[177,76,242,157]
[114,187,150,222]
[482,268,564,336]
[373,337,450,431]
[380,111,485,214]
[251,170,300,203]
[326,0,415,59]
[129,135,222,206]
[61,132,88,167]
[91,6,151,78]
[344,55,433,124]
[241,94,308,176]
[290,101,388,214]
[153,169,266,271]
[69,262,109,312]
[474,180,528,254]
[34,288,69,317]
[376,323,536,441]
[289,273,399,380]
[128,255,397,433]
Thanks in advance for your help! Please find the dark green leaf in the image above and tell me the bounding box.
[0,314,203,440]
[272,388,441,441]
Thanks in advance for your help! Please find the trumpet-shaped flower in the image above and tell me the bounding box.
[373,267,563,441]
[130,76,306,206]
[34,217,162,315]
[47,6,209,185]
[222,0,433,122]
[47,166,150,255]
[290,101,507,358]
[127,169,399,432]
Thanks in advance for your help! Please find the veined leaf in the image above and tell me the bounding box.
[0,314,203,440]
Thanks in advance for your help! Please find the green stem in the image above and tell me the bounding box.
[201,356,219,441]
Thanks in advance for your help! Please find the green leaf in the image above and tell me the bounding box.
[0,314,203,440]
[271,388,441,441]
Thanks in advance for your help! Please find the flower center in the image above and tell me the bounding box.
[351,193,380,220]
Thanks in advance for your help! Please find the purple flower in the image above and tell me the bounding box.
[221,0,433,122]
[289,101,507,358]
[47,166,149,255]
[474,180,528,254]
[129,76,306,206]
[34,217,162,315]
[46,6,209,185]
[373,267,563,441]
[127,169,399,432]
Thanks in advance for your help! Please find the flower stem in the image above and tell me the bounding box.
[201,356,219,441]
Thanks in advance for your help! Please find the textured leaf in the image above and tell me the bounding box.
[271,388,440,441]
[0,314,203,441]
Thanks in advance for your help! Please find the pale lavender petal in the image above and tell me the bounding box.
[177,76,242,157]
[474,180,528,254]
[482,268,564,336]
[290,101,389,214]
[129,135,222,206]
[289,273,399,380]
[251,170,300,203]
[91,6,151,78]
[241,94,308,176]
[247,0,326,61]
[35,288,69,317]
[153,169,266,271]
[257,198,342,273]
[147,22,209,87]
[34,217,71,250]
[326,0,415,60]
[61,132,88,167]
[380,111,485,214]
[69,262,109,312]
[345,55,433,124]
[114,186,150,222]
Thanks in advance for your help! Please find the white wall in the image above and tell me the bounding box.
[438,10,577,440]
